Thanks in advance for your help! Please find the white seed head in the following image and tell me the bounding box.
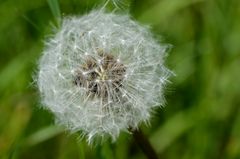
[37,10,171,143]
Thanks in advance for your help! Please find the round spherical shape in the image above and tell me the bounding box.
[37,10,170,143]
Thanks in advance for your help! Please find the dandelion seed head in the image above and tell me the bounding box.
[37,10,171,143]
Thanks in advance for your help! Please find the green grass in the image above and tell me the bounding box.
[0,0,240,159]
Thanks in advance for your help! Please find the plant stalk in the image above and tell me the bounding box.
[131,128,159,159]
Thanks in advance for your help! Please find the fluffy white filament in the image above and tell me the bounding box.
[37,10,170,143]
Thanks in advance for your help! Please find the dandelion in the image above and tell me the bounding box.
[37,10,170,143]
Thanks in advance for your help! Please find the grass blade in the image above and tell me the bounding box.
[47,0,61,26]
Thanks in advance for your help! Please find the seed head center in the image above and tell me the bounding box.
[73,51,126,99]
[95,67,108,81]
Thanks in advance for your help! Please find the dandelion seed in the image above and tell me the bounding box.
[37,10,171,143]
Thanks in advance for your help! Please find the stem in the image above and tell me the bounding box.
[131,128,159,159]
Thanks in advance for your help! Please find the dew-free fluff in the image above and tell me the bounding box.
[37,10,170,143]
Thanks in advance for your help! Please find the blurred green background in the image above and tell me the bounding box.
[0,0,240,159]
